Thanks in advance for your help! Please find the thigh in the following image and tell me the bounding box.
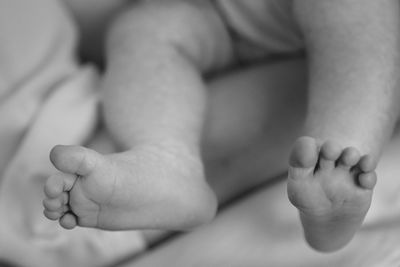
[203,58,307,159]
[202,58,308,202]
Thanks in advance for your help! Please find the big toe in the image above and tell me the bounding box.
[50,145,103,176]
[44,174,65,198]
[60,213,78,230]
[289,136,319,169]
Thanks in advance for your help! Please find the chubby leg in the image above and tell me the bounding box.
[288,0,400,251]
[293,0,400,157]
[44,0,233,231]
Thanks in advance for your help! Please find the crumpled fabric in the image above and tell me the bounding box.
[0,0,145,266]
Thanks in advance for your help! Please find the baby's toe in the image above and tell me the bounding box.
[44,174,64,198]
[319,140,342,170]
[44,172,76,199]
[50,145,102,176]
[289,136,319,169]
[43,210,63,221]
[60,213,77,230]
[358,171,377,190]
[359,155,377,173]
[338,147,361,169]
[43,197,63,211]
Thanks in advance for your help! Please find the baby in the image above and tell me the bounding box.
[43,0,400,252]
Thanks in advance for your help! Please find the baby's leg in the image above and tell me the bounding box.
[203,59,307,203]
[288,0,400,251]
[43,57,308,231]
[44,0,233,231]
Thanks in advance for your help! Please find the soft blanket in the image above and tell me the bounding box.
[0,0,145,266]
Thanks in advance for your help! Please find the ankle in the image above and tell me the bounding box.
[303,119,383,158]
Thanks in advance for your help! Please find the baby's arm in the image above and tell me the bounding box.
[99,1,232,229]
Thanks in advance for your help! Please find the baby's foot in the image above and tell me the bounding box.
[43,144,215,230]
[287,137,377,252]
[43,145,119,229]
